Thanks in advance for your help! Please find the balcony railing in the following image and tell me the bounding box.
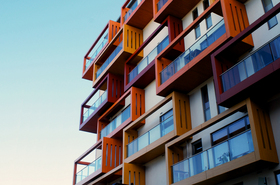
[85,34,109,70]
[100,106,131,139]
[160,19,226,84]
[127,114,174,157]
[124,0,142,22]
[76,157,102,184]
[157,0,168,11]
[128,36,169,83]
[96,41,123,79]
[83,91,108,122]
[221,35,280,92]
[172,130,254,183]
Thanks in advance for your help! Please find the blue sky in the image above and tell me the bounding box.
[0,0,124,184]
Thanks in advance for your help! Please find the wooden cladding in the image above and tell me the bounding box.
[107,74,124,103]
[108,20,121,46]
[123,163,145,185]
[101,137,123,173]
[166,16,185,54]
[131,87,145,122]
[123,24,143,56]
[221,0,253,45]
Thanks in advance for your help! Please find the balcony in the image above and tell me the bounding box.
[127,113,174,157]
[160,19,225,84]
[165,98,278,185]
[80,73,124,133]
[128,35,169,83]
[73,137,123,185]
[211,2,280,107]
[172,130,254,183]
[153,0,202,23]
[221,35,280,92]
[97,87,145,141]
[92,24,143,88]
[121,0,153,29]
[83,20,120,81]
[124,91,191,164]
[155,0,254,96]
[100,105,131,139]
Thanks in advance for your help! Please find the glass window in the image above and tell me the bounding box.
[192,139,202,155]
[206,14,213,29]
[276,171,280,185]
[203,0,209,10]
[195,25,201,39]
[228,119,246,137]
[261,0,278,29]
[192,8,198,20]
[201,85,211,121]
[212,127,228,145]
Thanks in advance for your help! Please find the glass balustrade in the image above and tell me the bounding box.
[127,115,174,157]
[124,0,142,22]
[100,106,131,139]
[221,35,280,92]
[96,41,123,79]
[160,19,226,84]
[85,33,109,71]
[157,0,168,11]
[172,130,254,183]
[128,36,169,83]
[75,157,102,184]
[83,91,108,122]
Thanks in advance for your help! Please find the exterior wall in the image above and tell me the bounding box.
[145,155,167,185]
[245,0,280,50]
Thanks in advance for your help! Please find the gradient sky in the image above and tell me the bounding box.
[0,1,125,184]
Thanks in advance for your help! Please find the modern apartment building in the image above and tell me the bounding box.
[73,0,280,185]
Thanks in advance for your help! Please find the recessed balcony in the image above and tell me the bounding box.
[124,91,191,164]
[82,20,120,81]
[212,2,280,107]
[156,0,254,96]
[73,137,123,185]
[121,0,153,29]
[80,73,124,133]
[165,98,279,185]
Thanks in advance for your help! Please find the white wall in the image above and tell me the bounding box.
[144,155,167,185]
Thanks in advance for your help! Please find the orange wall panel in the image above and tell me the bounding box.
[131,87,145,123]
[123,163,145,185]
[167,16,185,53]
[123,24,143,56]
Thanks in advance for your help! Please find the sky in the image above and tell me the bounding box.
[0,0,125,184]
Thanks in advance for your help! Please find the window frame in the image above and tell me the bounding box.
[261,0,278,29]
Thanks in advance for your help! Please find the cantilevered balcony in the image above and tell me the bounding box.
[128,35,169,83]
[80,73,124,133]
[83,20,120,81]
[160,19,225,84]
[124,15,184,91]
[92,24,143,88]
[212,2,280,107]
[124,91,191,164]
[97,87,145,141]
[156,0,254,96]
[121,0,153,29]
[165,98,278,185]
[73,137,122,185]
[127,112,174,157]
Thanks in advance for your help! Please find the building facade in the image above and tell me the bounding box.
[73,0,280,185]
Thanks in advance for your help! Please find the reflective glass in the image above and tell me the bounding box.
[149,124,161,143]
[138,132,149,151]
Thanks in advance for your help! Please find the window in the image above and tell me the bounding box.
[206,14,212,29]
[218,105,226,114]
[211,116,250,145]
[262,0,278,29]
[160,109,174,136]
[203,0,209,10]
[275,170,280,185]
[201,85,211,121]
[193,8,201,39]
[192,139,202,155]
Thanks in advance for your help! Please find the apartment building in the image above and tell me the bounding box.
[73,0,280,185]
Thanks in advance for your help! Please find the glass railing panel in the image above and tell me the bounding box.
[83,91,108,122]
[128,36,169,83]
[100,106,131,139]
[96,41,123,79]
[127,115,174,157]
[75,157,102,184]
[221,35,280,92]
[172,130,254,183]
[85,33,109,71]
[157,0,168,11]
[160,19,225,84]
[124,0,142,22]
